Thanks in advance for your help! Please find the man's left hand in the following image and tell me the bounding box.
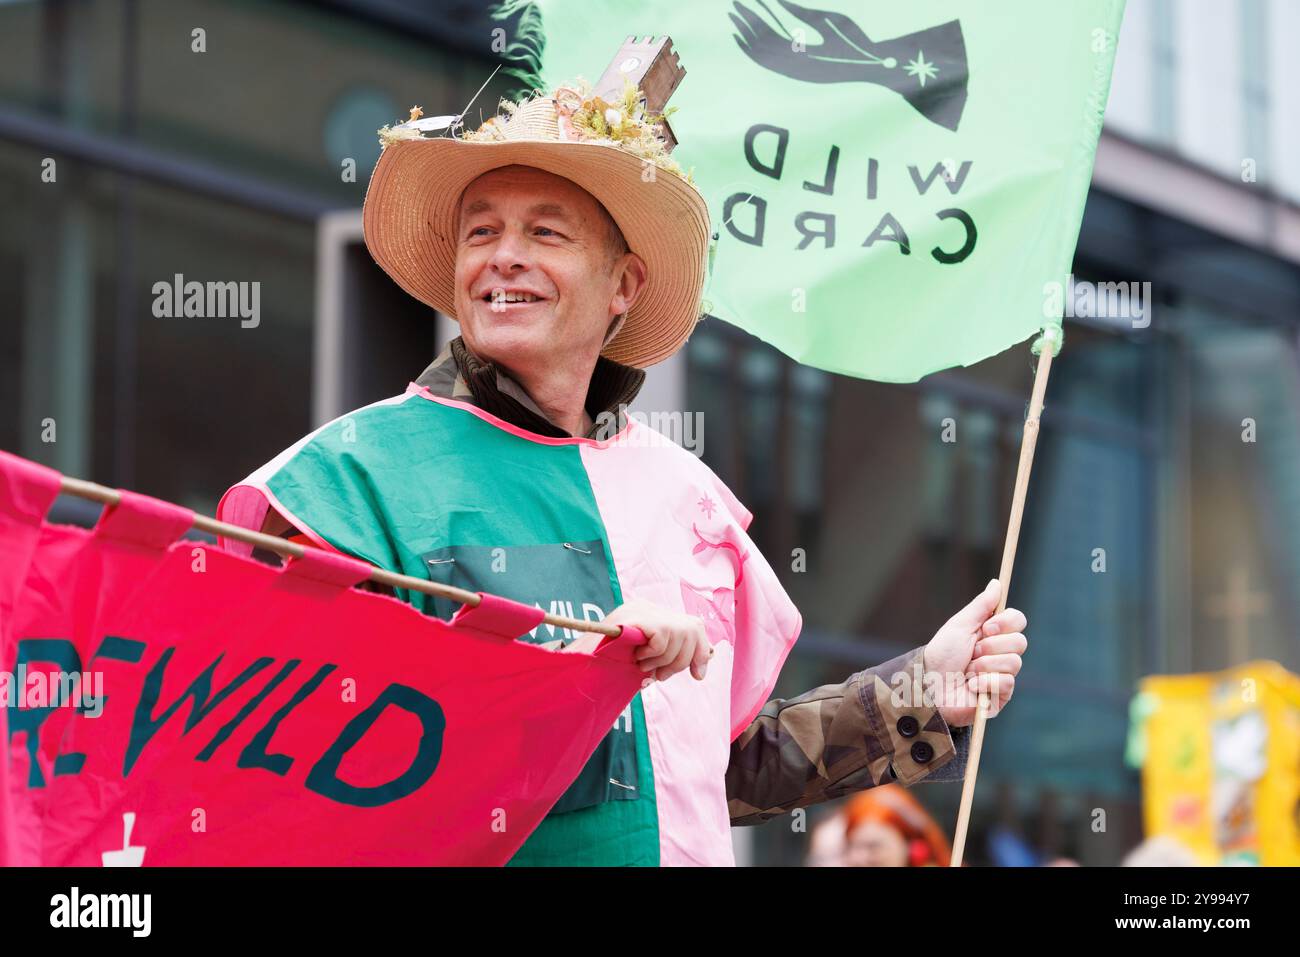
[598,598,714,683]
[922,578,1027,727]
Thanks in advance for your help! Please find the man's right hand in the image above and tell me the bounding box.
[598,598,714,683]
[923,578,1027,727]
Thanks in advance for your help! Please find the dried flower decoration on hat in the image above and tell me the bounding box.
[377,110,464,145]
[469,79,690,180]
[376,78,694,185]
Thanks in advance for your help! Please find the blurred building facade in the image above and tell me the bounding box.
[2,0,1298,865]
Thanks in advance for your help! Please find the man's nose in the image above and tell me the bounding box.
[487,227,531,274]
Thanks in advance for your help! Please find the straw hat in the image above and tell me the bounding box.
[362,82,711,368]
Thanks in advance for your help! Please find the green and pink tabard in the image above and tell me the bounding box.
[218,383,801,865]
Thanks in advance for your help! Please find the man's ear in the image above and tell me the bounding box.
[610,252,648,318]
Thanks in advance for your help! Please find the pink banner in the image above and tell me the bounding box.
[0,451,645,866]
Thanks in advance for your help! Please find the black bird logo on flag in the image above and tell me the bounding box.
[730,0,969,131]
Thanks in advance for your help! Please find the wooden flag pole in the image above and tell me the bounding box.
[949,327,1058,867]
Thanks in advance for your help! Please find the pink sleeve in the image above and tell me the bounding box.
[215,485,272,557]
[710,474,803,741]
[215,482,343,560]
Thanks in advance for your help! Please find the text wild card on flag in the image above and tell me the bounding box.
[504,0,1126,380]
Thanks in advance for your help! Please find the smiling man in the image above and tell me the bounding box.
[451,164,647,440]
[217,79,1026,866]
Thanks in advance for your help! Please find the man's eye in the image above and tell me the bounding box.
[467,226,493,238]
[534,226,560,237]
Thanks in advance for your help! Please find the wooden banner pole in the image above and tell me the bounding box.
[949,329,1058,866]
[54,475,621,639]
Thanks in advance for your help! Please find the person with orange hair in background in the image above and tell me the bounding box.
[807,785,953,867]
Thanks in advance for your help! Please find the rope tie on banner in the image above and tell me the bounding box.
[1030,323,1063,358]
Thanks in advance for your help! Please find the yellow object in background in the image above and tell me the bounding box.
[1135,661,1300,866]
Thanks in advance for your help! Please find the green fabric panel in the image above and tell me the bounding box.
[422,538,638,815]
[265,394,660,865]
[507,693,658,867]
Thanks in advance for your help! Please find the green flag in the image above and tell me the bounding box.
[493,0,1125,381]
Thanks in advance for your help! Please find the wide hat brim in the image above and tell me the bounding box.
[362,137,710,368]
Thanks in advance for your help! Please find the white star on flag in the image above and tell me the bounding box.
[905,51,939,87]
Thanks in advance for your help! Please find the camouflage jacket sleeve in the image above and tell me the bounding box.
[726,646,971,825]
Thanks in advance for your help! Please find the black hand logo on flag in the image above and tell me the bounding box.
[730,0,969,131]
